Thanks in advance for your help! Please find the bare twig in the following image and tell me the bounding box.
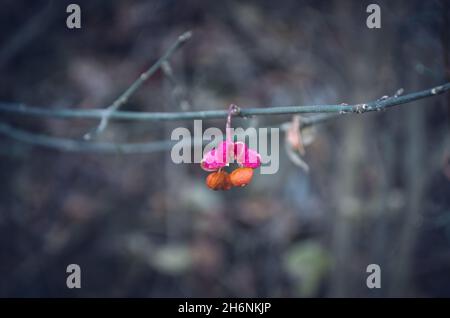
[0,122,197,154]
[1,83,449,122]
[0,115,325,154]
[161,61,191,111]
[83,31,193,140]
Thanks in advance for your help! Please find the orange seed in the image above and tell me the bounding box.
[230,167,254,187]
[206,171,231,191]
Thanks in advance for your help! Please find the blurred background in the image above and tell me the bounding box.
[0,0,449,297]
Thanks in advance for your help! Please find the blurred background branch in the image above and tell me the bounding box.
[83,31,192,140]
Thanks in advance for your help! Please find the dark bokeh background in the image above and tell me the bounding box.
[0,0,449,297]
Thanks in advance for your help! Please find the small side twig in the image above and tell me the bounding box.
[83,31,192,140]
[161,61,191,111]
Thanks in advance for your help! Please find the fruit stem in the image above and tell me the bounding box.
[226,104,239,143]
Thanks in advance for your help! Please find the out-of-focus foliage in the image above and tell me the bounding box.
[283,241,331,297]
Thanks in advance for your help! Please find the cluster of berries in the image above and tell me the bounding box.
[201,141,261,191]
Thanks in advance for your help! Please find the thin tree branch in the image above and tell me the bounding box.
[1,83,449,154]
[0,122,188,154]
[0,112,332,154]
[83,31,193,139]
[1,83,449,122]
